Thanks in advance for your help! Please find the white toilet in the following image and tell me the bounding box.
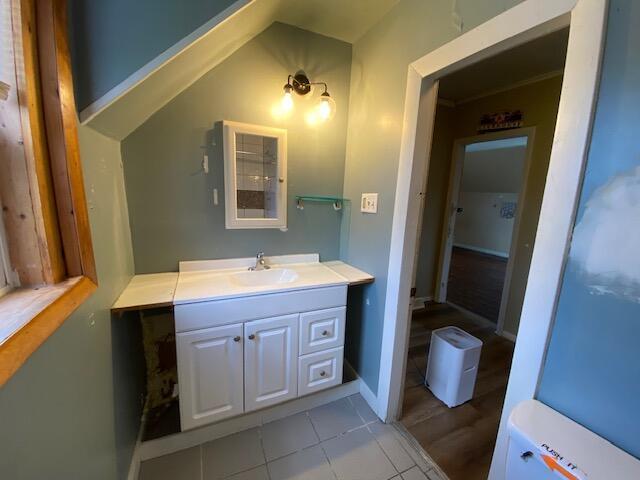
[505,400,640,480]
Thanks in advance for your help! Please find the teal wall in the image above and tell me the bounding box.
[121,22,352,274]
[68,0,238,110]
[0,126,144,479]
[340,0,524,393]
[537,0,640,459]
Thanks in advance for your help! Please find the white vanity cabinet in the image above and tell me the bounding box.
[175,285,347,431]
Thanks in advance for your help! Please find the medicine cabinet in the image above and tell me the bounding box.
[223,121,287,229]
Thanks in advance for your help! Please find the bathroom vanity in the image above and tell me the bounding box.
[111,254,373,433]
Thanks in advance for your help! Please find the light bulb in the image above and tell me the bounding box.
[278,82,295,115]
[319,98,331,120]
[316,92,336,122]
[281,90,294,112]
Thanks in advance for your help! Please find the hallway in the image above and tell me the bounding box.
[401,304,514,480]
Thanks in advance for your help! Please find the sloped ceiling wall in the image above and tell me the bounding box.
[67,0,240,111]
[69,0,399,140]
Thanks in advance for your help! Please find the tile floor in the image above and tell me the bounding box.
[139,394,447,480]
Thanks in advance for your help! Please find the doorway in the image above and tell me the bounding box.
[386,7,604,475]
[401,51,563,477]
[436,132,533,335]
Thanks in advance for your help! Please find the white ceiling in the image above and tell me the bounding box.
[275,0,400,43]
[439,27,569,103]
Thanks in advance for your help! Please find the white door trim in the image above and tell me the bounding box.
[494,129,536,338]
[376,2,607,480]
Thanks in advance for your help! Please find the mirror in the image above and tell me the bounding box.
[223,121,287,229]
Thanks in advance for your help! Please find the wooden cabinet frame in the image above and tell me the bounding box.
[0,0,97,386]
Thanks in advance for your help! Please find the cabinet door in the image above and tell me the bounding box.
[177,323,243,430]
[244,314,298,412]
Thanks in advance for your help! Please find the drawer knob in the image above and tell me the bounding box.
[233,336,241,342]
[322,330,329,336]
[320,371,326,377]
[248,334,256,340]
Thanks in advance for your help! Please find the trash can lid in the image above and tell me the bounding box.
[432,326,482,350]
[508,400,640,480]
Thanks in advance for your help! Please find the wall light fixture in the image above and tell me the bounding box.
[281,70,336,122]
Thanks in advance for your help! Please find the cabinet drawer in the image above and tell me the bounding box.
[298,347,343,396]
[299,307,346,355]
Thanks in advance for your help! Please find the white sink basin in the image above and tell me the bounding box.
[174,254,352,304]
[231,268,299,287]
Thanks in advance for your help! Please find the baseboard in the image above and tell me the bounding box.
[344,361,380,420]
[498,330,517,342]
[412,296,433,310]
[358,377,379,418]
[139,378,361,461]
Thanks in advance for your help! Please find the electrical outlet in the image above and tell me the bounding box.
[361,193,378,213]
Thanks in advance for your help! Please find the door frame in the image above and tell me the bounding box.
[375,1,607,479]
[433,128,536,338]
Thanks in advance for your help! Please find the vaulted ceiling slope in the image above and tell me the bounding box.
[80,0,399,140]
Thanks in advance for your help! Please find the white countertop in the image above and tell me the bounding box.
[174,261,348,305]
[323,261,375,286]
[111,255,374,312]
[111,273,179,312]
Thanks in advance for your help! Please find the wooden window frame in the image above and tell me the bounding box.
[0,218,11,297]
[0,0,97,386]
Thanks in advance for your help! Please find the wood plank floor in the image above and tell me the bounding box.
[447,247,507,323]
[401,303,514,480]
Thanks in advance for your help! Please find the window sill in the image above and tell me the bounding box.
[0,275,97,387]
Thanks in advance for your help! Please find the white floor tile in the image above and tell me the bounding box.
[349,394,378,423]
[322,427,398,480]
[268,444,335,480]
[425,470,446,480]
[368,422,415,473]
[202,428,265,479]
[309,398,364,441]
[261,412,319,461]
[401,466,429,480]
[227,465,270,480]
[139,446,201,480]
[138,397,444,480]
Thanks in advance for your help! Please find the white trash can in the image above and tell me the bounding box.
[425,326,482,408]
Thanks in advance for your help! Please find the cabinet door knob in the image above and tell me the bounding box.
[322,330,329,336]
[233,336,241,342]
[248,334,256,340]
[320,371,326,377]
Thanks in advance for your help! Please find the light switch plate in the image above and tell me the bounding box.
[361,193,378,213]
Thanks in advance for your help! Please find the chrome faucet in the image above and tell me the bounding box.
[248,252,270,271]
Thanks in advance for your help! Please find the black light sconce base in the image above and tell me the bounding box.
[291,71,312,96]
